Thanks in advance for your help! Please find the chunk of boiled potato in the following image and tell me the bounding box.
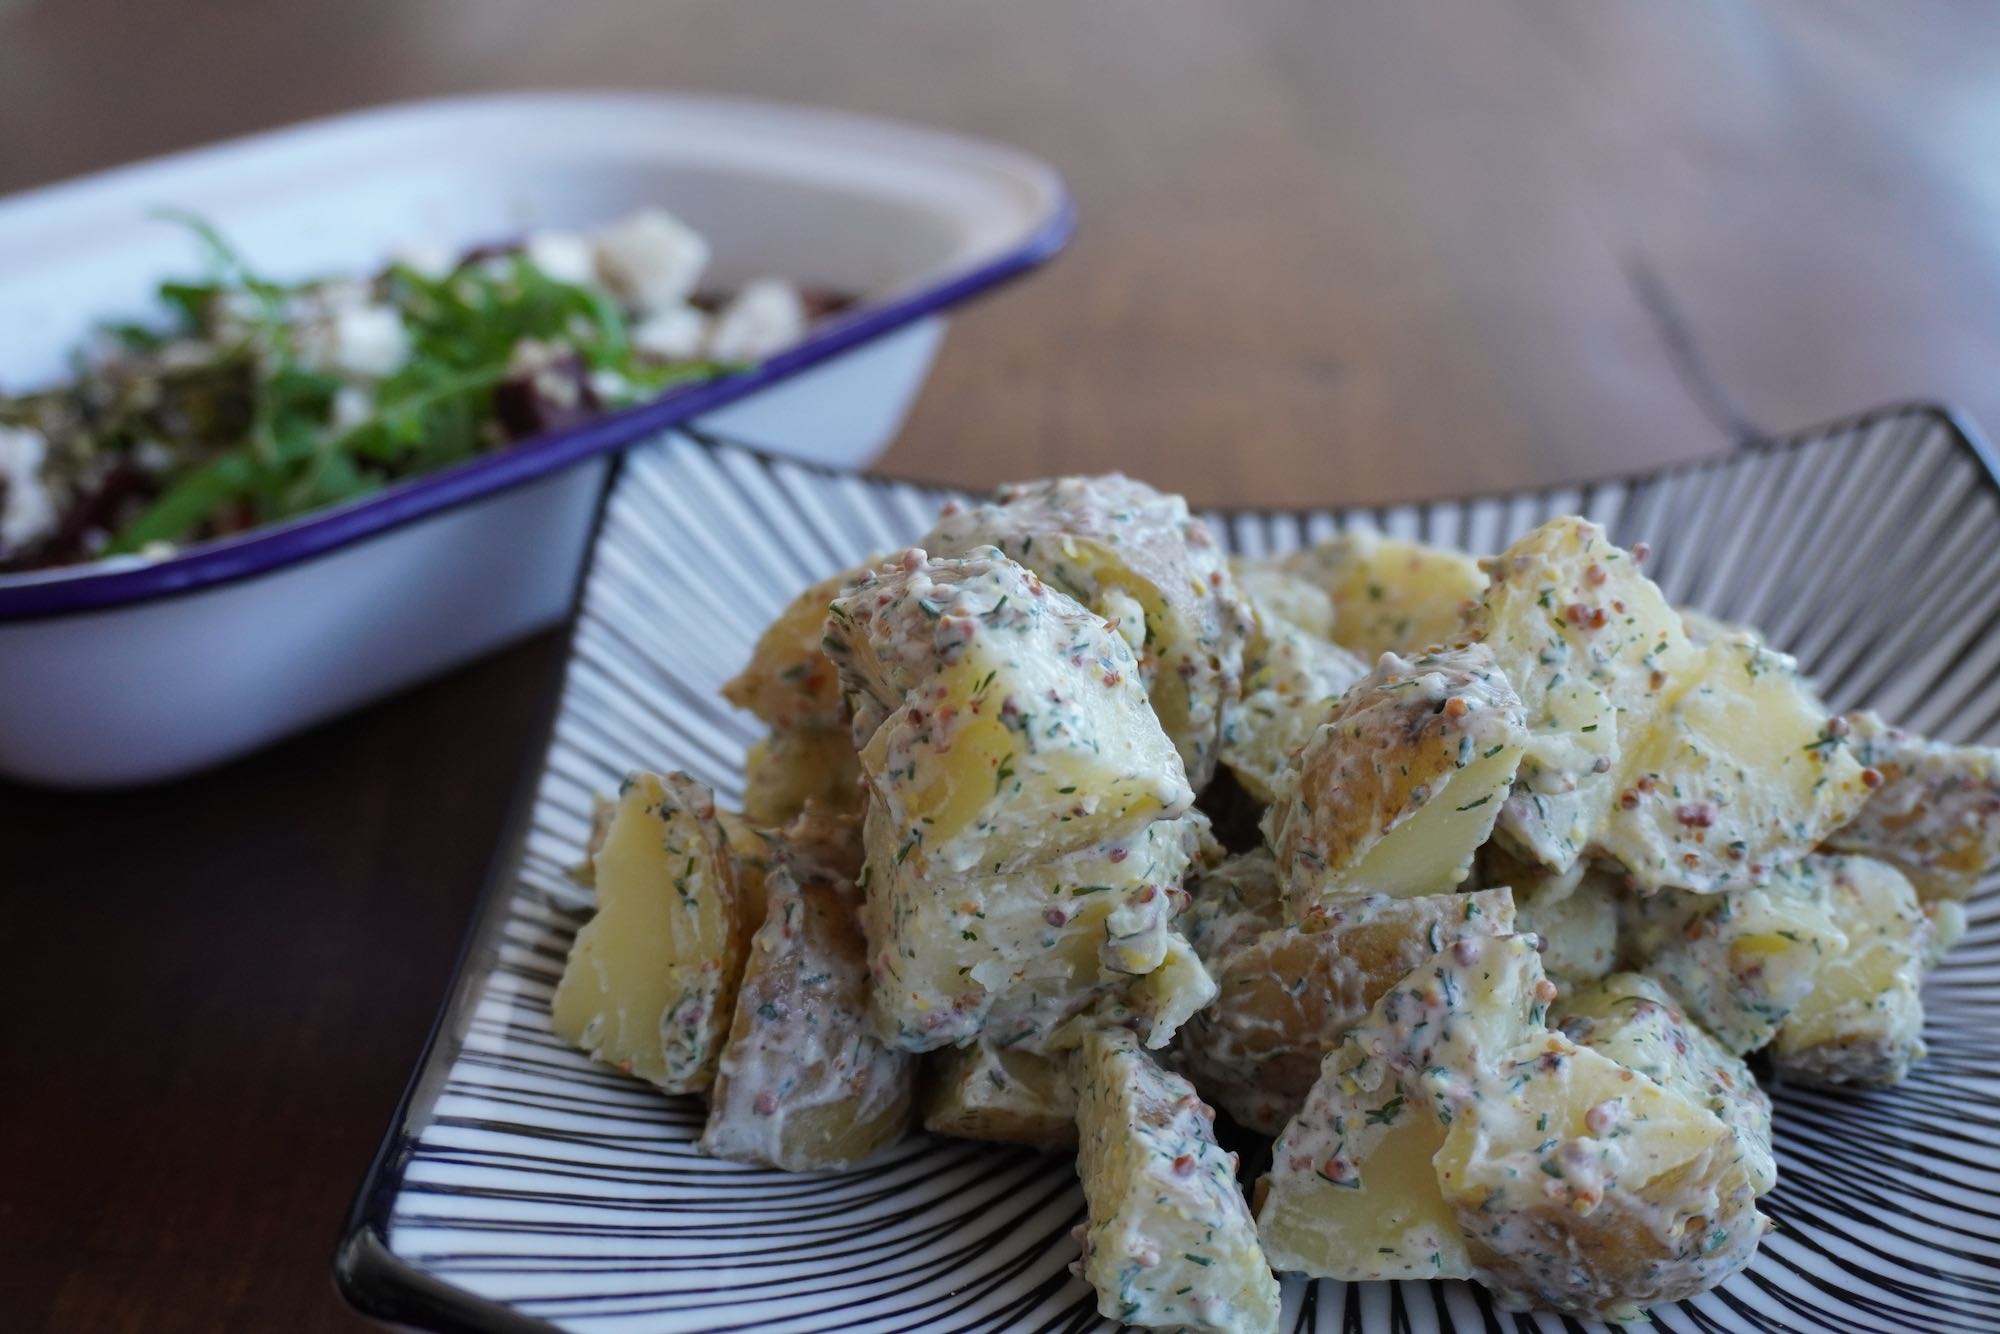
[740,726,861,826]
[1258,935,1771,1319]
[1229,557,1336,639]
[1618,865,1850,1056]
[722,564,864,732]
[1554,972,1776,1196]
[1595,634,1869,893]
[551,771,748,1093]
[1827,712,2000,902]
[825,548,1193,876]
[1264,644,1525,924]
[1273,530,1488,658]
[1257,936,1557,1284]
[922,475,1254,790]
[1436,1037,1766,1322]
[922,1040,1076,1148]
[701,827,915,1170]
[1219,576,1368,803]
[1256,1080,1466,1283]
[1178,851,1514,1133]
[1072,1027,1281,1334]
[858,799,1209,1051]
[1772,855,1933,1087]
[1472,517,1694,872]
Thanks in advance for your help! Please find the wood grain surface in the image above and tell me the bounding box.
[3,2,1997,1330]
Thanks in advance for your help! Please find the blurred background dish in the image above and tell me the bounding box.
[0,92,1068,785]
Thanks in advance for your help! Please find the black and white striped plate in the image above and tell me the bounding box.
[339,403,2000,1334]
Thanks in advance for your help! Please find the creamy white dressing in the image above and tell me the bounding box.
[921,473,1252,790]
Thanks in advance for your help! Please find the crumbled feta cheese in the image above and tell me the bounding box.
[631,305,710,362]
[589,369,633,402]
[330,385,375,433]
[0,423,56,552]
[707,278,807,362]
[298,304,410,379]
[390,243,457,280]
[591,208,710,312]
[525,231,597,287]
[138,540,178,562]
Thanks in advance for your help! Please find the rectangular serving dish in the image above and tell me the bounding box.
[339,403,2000,1334]
[0,91,1071,786]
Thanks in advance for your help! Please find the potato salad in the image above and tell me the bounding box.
[551,475,1996,1329]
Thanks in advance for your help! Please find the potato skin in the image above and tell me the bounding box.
[1178,859,1514,1133]
[740,727,861,827]
[1264,643,1525,921]
[702,817,915,1171]
[722,565,861,732]
[920,1041,1076,1149]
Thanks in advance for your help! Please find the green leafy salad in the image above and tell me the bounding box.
[0,208,841,573]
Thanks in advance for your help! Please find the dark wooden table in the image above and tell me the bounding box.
[4,2,1999,1330]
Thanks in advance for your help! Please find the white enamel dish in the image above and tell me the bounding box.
[339,403,2000,1334]
[0,91,1071,787]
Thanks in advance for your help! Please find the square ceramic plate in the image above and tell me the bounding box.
[339,403,2000,1334]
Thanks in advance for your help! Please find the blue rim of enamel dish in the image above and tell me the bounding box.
[0,185,1076,624]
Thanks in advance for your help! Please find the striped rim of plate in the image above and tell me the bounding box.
[339,402,2000,1334]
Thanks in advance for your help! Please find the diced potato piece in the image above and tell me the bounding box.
[858,801,1206,1051]
[1180,865,1515,1132]
[1274,530,1488,658]
[740,727,861,826]
[1219,579,1368,803]
[1618,866,1850,1056]
[1259,935,1771,1318]
[1555,973,1776,1196]
[1072,1027,1280,1334]
[1473,517,1694,871]
[825,548,1193,875]
[1229,557,1336,639]
[1476,845,1616,985]
[1257,936,1556,1283]
[1772,855,1933,1087]
[551,772,747,1093]
[1437,1040,1766,1322]
[1827,712,2000,902]
[1257,1082,1465,1282]
[1596,634,1869,893]
[701,826,914,1170]
[922,1041,1077,1148]
[922,475,1253,790]
[722,565,863,732]
[1264,645,1525,923]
